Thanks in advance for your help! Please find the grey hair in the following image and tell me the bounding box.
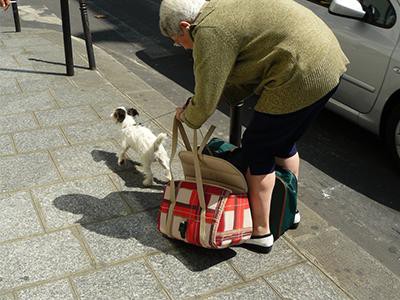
[159,0,206,37]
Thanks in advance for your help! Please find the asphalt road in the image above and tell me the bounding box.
[1,0,400,275]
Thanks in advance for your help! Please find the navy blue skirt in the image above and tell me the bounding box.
[242,85,338,175]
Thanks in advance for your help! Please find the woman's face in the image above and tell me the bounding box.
[171,21,194,49]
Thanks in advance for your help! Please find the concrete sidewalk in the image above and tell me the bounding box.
[0,28,398,300]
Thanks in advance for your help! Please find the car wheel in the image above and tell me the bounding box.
[384,103,400,168]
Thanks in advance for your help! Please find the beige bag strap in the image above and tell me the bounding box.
[192,129,208,247]
[166,118,215,247]
[166,118,192,238]
[198,125,216,154]
[176,120,192,151]
[165,118,179,238]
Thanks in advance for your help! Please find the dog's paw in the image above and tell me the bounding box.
[143,178,153,187]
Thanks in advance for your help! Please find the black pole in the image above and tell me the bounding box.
[78,0,96,70]
[60,0,74,76]
[11,1,21,32]
[229,103,243,147]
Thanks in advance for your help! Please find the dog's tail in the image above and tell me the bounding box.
[153,133,167,152]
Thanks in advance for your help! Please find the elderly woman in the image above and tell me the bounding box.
[160,0,348,253]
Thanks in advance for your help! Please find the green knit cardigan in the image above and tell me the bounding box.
[182,0,349,129]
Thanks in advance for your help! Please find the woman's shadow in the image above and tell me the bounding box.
[53,149,236,271]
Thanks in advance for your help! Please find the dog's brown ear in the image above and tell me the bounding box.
[115,108,126,123]
[127,108,139,117]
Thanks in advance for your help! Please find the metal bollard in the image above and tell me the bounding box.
[229,102,243,147]
[11,1,21,32]
[60,0,74,76]
[78,0,96,70]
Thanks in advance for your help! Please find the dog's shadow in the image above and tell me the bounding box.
[91,149,166,189]
[54,190,237,271]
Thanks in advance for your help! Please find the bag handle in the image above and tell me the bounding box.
[176,120,192,151]
[166,118,215,247]
[198,125,216,154]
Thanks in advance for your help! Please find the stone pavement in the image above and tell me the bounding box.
[0,28,399,300]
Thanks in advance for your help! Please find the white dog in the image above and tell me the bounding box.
[111,106,171,186]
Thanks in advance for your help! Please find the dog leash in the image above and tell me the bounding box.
[137,109,176,126]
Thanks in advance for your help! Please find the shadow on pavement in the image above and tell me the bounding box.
[91,149,166,188]
[53,190,237,271]
[28,58,88,70]
[50,147,238,271]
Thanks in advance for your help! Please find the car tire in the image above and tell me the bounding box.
[384,103,400,169]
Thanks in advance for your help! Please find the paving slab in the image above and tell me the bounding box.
[80,210,175,264]
[206,278,280,300]
[126,90,177,119]
[0,294,13,300]
[0,78,20,95]
[62,120,121,144]
[0,152,61,193]
[31,176,129,230]
[0,91,57,116]
[293,227,400,300]
[73,260,168,300]
[0,56,20,68]
[13,128,68,153]
[0,191,43,242]
[16,77,74,93]
[0,113,39,135]
[0,135,15,156]
[51,85,129,108]
[69,72,111,89]
[16,280,74,300]
[147,249,241,299]
[299,160,400,276]
[49,141,136,180]
[228,239,303,280]
[102,71,154,94]
[2,37,53,48]
[35,106,100,127]
[0,67,54,81]
[265,263,349,300]
[0,230,92,293]
[286,201,330,240]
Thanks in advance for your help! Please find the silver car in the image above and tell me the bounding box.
[297,0,400,168]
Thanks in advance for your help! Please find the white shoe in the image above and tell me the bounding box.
[290,210,301,229]
[243,233,274,253]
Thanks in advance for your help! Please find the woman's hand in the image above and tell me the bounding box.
[175,107,185,122]
[1,0,11,11]
[175,97,191,122]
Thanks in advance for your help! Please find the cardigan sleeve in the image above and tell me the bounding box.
[182,27,239,129]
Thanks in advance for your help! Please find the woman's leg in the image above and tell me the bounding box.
[245,169,276,236]
[275,152,300,179]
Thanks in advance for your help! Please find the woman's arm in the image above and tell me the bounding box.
[182,27,239,129]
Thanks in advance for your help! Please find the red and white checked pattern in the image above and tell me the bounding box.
[158,181,253,248]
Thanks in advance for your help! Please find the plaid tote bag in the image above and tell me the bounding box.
[157,119,252,249]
